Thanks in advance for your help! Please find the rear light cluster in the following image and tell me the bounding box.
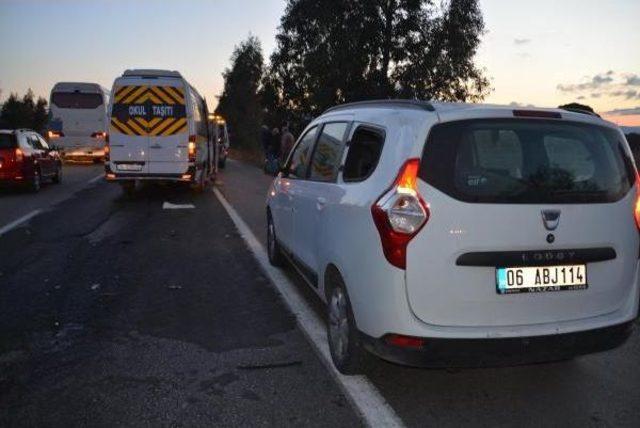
[15,148,24,162]
[634,173,640,230]
[104,141,110,162]
[371,158,429,269]
[48,130,64,139]
[188,135,197,162]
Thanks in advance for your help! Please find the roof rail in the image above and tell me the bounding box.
[324,99,435,114]
[559,107,601,118]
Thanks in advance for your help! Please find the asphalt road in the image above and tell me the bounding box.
[0,171,360,427]
[1,159,639,427]
[217,159,640,428]
[0,163,104,229]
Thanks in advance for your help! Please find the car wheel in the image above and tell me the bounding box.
[52,163,62,184]
[29,169,41,193]
[327,276,367,375]
[267,214,284,267]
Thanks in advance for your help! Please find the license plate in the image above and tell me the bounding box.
[116,163,142,172]
[496,265,587,294]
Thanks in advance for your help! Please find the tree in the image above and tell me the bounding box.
[0,89,49,132]
[216,36,264,151]
[264,0,490,125]
[558,103,595,114]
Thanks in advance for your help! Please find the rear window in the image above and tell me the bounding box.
[51,92,103,109]
[421,120,634,204]
[0,133,16,149]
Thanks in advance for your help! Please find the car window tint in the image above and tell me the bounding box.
[0,133,16,149]
[422,119,634,204]
[36,136,49,150]
[309,122,348,182]
[288,126,318,179]
[343,127,384,182]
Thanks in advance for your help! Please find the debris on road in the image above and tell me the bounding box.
[167,285,183,290]
[90,283,101,291]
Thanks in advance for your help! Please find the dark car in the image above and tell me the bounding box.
[0,129,63,192]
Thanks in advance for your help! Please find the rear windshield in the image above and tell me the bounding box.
[421,119,635,204]
[0,133,16,149]
[51,92,103,109]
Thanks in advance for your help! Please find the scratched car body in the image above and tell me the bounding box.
[266,100,640,373]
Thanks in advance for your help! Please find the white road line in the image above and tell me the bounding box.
[87,174,104,184]
[213,188,404,428]
[0,209,42,237]
[162,202,196,210]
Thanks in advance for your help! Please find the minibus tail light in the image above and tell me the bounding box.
[15,148,24,162]
[371,158,429,269]
[188,135,197,162]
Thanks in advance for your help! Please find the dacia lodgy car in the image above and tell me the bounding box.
[266,100,639,374]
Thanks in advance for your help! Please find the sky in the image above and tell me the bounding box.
[1,0,639,126]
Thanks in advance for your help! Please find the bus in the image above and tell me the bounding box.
[48,82,110,162]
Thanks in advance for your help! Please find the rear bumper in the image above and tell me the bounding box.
[361,321,635,368]
[104,164,195,182]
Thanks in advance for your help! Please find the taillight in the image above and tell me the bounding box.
[104,141,110,161]
[48,130,64,139]
[188,135,197,162]
[91,131,107,139]
[371,158,429,269]
[15,148,24,162]
[384,334,425,349]
[634,174,640,230]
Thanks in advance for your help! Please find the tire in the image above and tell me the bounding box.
[29,169,41,193]
[327,274,367,375]
[52,163,62,184]
[267,213,284,267]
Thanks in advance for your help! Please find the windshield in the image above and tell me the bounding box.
[0,133,16,149]
[421,119,635,204]
[51,92,103,109]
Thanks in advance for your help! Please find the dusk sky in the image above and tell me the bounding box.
[1,0,639,125]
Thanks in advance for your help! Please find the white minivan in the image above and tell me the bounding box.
[48,82,110,162]
[105,69,215,192]
[266,100,640,373]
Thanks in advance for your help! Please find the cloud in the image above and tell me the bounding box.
[611,90,639,100]
[557,72,615,93]
[627,75,640,86]
[576,95,585,100]
[514,38,531,45]
[603,106,640,116]
[509,101,535,108]
[590,93,601,98]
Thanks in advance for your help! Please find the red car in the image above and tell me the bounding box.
[0,129,63,192]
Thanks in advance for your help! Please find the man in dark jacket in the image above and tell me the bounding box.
[260,125,272,158]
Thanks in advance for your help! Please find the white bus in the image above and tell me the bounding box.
[48,82,111,162]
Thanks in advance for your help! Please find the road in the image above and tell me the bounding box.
[0,159,639,427]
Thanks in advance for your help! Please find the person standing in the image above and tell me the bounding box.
[270,127,281,160]
[260,125,271,159]
[280,122,295,164]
